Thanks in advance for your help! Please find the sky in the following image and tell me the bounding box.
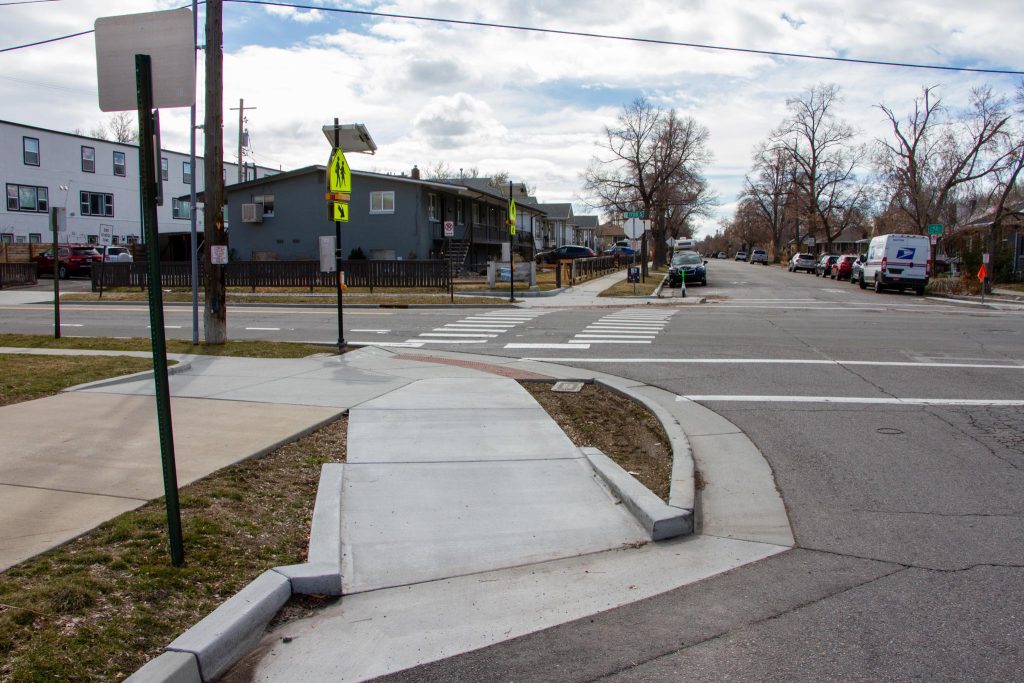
[1,0,1023,237]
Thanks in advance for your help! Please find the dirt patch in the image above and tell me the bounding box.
[521,381,673,501]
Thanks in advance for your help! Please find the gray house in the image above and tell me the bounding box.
[536,203,575,249]
[223,166,540,272]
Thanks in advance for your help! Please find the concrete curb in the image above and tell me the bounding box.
[63,357,195,392]
[123,651,201,683]
[582,447,692,540]
[165,570,291,682]
[275,463,344,596]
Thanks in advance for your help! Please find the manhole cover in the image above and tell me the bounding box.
[552,381,585,393]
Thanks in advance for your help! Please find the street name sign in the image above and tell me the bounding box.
[625,210,644,218]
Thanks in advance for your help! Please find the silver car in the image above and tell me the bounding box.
[750,249,768,265]
[788,252,816,273]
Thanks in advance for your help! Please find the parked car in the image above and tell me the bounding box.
[831,254,857,280]
[788,253,816,273]
[33,246,100,279]
[850,254,867,285]
[716,251,727,259]
[749,249,768,265]
[734,251,748,261]
[860,233,931,295]
[667,251,707,287]
[96,245,134,263]
[815,254,839,277]
[603,245,636,256]
[536,245,597,264]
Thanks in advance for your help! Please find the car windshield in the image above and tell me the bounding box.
[672,253,702,265]
[798,254,814,260]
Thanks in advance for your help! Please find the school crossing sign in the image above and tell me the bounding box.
[508,198,517,236]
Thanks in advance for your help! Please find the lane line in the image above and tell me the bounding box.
[245,327,281,331]
[679,395,1024,406]
[419,332,498,338]
[568,339,652,344]
[505,343,592,349]
[404,339,486,344]
[518,357,1024,369]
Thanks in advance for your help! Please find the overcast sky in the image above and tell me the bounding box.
[2,0,1022,236]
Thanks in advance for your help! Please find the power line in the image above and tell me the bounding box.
[225,0,1024,76]
[0,28,91,53]
[0,0,62,5]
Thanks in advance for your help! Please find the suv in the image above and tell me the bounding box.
[667,251,707,287]
[749,249,768,265]
[96,245,134,262]
[33,246,100,279]
[831,254,857,280]
[815,254,839,277]
[536,245,596,264]
[788,253,816,273]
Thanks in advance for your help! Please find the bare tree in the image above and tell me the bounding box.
[583,98,713,267]
[771,84,865,249]
[876,85,1011,234]
[108,112,138,143]
[742,143,796,262]
[425,161,456,180]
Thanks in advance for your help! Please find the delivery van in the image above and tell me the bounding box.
[860,233,931,295]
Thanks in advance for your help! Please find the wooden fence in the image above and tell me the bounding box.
[0,263,36,288]
[92,259,451,291]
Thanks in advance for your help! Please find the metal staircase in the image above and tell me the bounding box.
[444,239,470,276]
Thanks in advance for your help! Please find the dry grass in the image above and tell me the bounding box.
[0,334,338,359]
[0,354,155,407]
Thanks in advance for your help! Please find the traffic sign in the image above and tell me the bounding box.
[978,264,988,282]
[98,224,113,246]
[623,217,647,238]
[328,148,351,194]
[927,224,943,235]
[625,210,644,218]
[443,221,454,237]
[331,202,349,222]
[508,198,517,235]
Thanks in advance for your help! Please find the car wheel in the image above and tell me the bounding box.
[916,286,925,296]
[858,273,867,289]
[58,264,68,279]
[874,275,883,293]
[701,278,707,286]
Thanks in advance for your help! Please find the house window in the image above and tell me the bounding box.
[22,137,39,166]
[160,158,168,181]
[183,161,192,185]
[471,203,480,225]
[80,191,114,217]
[370,190,395,214]
[428,193,439,221]
[254,194,275,217]
[29,233,41,243]
[488,207,497,226]
[1,233,12,244]
[6,184,48,213]
[456,199,464,225]
[81,146,96,173]
[172,198,191,219]
[113,151,126,177]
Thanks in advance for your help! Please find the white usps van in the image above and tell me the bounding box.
[860,233,931,295]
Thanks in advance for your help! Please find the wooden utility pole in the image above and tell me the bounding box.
[228,98,255,182]
[203,0,227,344]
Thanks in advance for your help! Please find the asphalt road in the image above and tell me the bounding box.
[4,261,1023,680]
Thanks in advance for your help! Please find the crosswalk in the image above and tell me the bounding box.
[402,310,547,346]
[566,309,676,345]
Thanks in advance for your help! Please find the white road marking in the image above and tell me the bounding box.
[59,323,83,327]
[505,343,592,349]
[518,357,1024,369]
[568,339,652,344]
[350,329,390,333]
[419,332,498,338]
[147,325,182,329]
[573,333,657,339]
[245,327,281,331]
[679,395,1024,406]
[348,341,425,348]
[404,339,486,344]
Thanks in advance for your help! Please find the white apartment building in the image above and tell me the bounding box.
[1,119,277,248]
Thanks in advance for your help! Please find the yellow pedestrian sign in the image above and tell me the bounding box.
[328,148,351,194]
[508,198,517,236]
[332,202,349,222]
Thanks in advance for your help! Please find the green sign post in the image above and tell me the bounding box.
[625,210,644,218]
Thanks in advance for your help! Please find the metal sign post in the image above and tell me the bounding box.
[50,208,62,338]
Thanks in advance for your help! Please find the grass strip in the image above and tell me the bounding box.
[0,334,336,359]
[0,354,155,407]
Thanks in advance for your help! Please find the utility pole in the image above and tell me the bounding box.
[203,0,227,344]
[228,98,255,182]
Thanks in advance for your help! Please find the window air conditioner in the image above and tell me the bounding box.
[242,203,264,223]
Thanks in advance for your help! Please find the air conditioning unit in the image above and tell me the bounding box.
[242,203,264,223]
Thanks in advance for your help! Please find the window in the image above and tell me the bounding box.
[29,233,41,243]
[370,191,395,214]
[456,199,464,225]
[113,151,126,177]
[160,158,168,181]
[172,198,191,220]
[428,193,439,221]
[1,233,12,244]
[80,191,114,217]
[254,194,275,217]
[81,146,95,173]
[6,184,48,213]
[471,203,480,225]
[183,161,192,185]
[23,137,39,166]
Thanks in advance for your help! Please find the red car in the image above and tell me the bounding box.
[33,246,100,279]
[831,254,858,280]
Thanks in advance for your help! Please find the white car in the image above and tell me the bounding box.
[860,233,930,295]
[96,245,134,263]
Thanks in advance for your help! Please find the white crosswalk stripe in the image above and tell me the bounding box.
[564,309,676,345]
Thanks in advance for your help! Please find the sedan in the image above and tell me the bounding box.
[536,245,596,264]
[831,254,857,280]
[734,251,748,261]
[603,245,636,256]
[788,253,816,273]
[667,251,707,287]
[716,252,727,259]
[815,254,839,277]
[850,254,868,286]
